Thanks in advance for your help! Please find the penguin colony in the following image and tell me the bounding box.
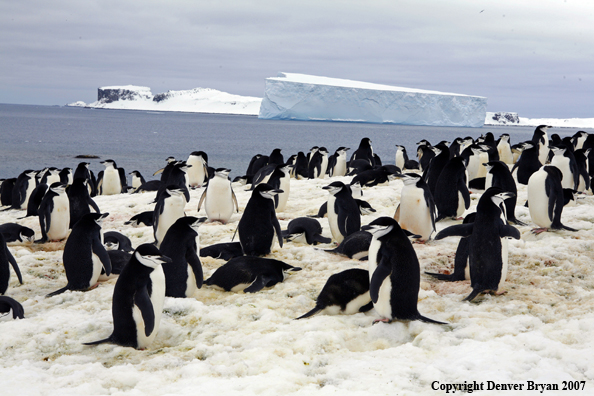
[0,127,593,350]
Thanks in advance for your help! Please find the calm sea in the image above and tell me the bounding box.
[1,104,590,181]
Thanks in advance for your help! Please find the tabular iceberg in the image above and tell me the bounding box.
[259,73,487,127]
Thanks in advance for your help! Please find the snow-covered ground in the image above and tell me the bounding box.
[1,160,594,395]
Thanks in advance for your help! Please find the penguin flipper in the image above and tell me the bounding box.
[6,246,23,284]
[118,168,127,193]
[295,306,322,320]
[231,189,239,212]
[499,225,521,240]
[197,189,206,212]
[463,288,484,302]
[0,296,25,319]
[83,336,112,346]
[272,216,283,248]
[434,224,474,240]
[134,286,155,337]
[93,236,112,276]
[186,247,203,288]
[312,234,332,244]
[369,261,392,303]
[425,271,464,282]
[359,301,374,313]
[416,314,448,325]
[88,197,100,214]
[243,276,267,293]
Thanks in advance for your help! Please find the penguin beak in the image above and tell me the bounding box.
[157,255,172,264]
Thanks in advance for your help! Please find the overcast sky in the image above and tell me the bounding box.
[1,0,592,118]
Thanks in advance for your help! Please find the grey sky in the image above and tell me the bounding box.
[1,0,592,118]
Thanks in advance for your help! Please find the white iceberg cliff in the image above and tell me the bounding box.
[258,72,488,127]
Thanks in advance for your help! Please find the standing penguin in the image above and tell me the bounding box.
[37,182,70,243]
[21,183,48,218]
[197,168,238,224]
[73,162,95,196]
[308,147,329,179]
[434,157,470,221]
[10,170,37,210]
[350,138,374,166]
[153,186,187,248]
[322,181,361,244]
[67,178,100,228]
[511,142,542,185]
[46,213,111,297]
[532,125,551,166]
[327,147,350,177]
[293,152,309,179]
[59,167,73,186]
[40,167,61,186]
[186,151,209,188]
[435,187,521,301]
[365,217,445,324]
[0,233,23,295]
[394,145,409,170]
[97,160,127,195]
[484,161,524,225]
[237,183,283,256]
[268,148,284,166]
[527,165,577,234]
[424,142,450,196]
[395,173,436,241]
[84,243,170,349]
[129,171,146,192]
[550,145,579,191]
[160,216,206,298]
[497,134,514,164]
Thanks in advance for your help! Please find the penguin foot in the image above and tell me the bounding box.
[531,227,549,235]
[87,283,100,291]
[493,290,507,296]
[372,318,392,325]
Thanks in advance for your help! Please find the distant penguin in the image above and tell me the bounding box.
[59,167,73,186]
[11,170,37,210]
[424,142,450,196]
[532,125,551,165]
[550,145,579,191]
[351,166,397,188]
[67,178,100,228]
[97,160,127,195]
[73,162,95,196]
[200,241,244,261]
[511,142,542,185]
[153,186,187,248]
[417,144,435,172]
[129,171,146,191]
[0,223,35,243]
[293,152,309,179]
[484,161,524,225]
[84,243,169,349]
[104,231,134,253]
[268,148,284,166]
[322,230,372,260]
[282,217,331,245]
[0,178,16,206]
[21,183,48,218]
[160,216,206,298]
[426,213,476,281]
[275,163,292,212]
[394,145,409,170]
[323,181,361,244]
[296,268,373,319]
[237,183,283,256]
[347,159,373,175]
[0,233,23,295]
[461,145,488,182]
[434,157,470,221]
[574,148,591,192]
[527,165,577,234]
[0,296,24,320]
[497,134,514,164]
[125,211,154,227]
[37,182,70,243]
[435,187,520,301]
[350,138,374,166]
[155,161,190,202]
[571,131,589,151]
[197,168,238,224]
[205,256,301,292]
[327,147,349,177]
[154,156,177,182]
[365,217,446,324]
[40,167,61,186]
[186,151,209,188]
[308,147,329,179]
[395,173,436,241]
[46,213,111,297]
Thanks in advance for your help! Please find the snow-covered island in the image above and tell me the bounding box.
[69,85,262,115]
[485,111,594,129]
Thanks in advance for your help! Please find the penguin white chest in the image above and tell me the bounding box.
[276,175,290,212]
[156,196,186,245]
[527,169,552,228]
[47,193,70,241]
[374,277,393,319]
[334,156,347,177]
[319,156,328,178]
[133,266,166,349]
[187,157,206,187]
[551,156,573,189]
[205,178,234,222]
[399,185,433,240]
[326,195,342,243]
[102,168,121,195]
[395,151,405,170]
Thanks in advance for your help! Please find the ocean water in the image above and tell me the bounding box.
[0,103,588,181]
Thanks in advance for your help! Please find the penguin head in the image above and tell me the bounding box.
[165,156,176,163]
[19,228,35,243]
[134,244,172,269]
[129,170,141,177]
[416,139,430,146]
[165,186,185,197]
[500,133,510,142]
[93,212,110,226]
[318,147,329,155]
[349,181,362,197]
[399,173,422,186]
[337,147,350,155]
[188,216,207,232]
[100,160,116,168]
[363,217,398,239]
[48,167,60,175]
[254,183,283,200]
[49,182,67,194]
[322,181,345,195]
[215,168,231,178]
[26,170,37,177]
[105,241,119,250]
[549,146,566,156]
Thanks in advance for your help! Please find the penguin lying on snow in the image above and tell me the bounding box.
[124,211,154,227]
[84,244,170,349]
[296,268,372,319]
[282,217,331,245]
[365,217,446,324]
[206,256,301,293]
[200,242,244,261]
[0,223,35,243]
[46,213,112,297]
[103,231,134,253]
[0,296,24,320]
[321,230,372,260]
